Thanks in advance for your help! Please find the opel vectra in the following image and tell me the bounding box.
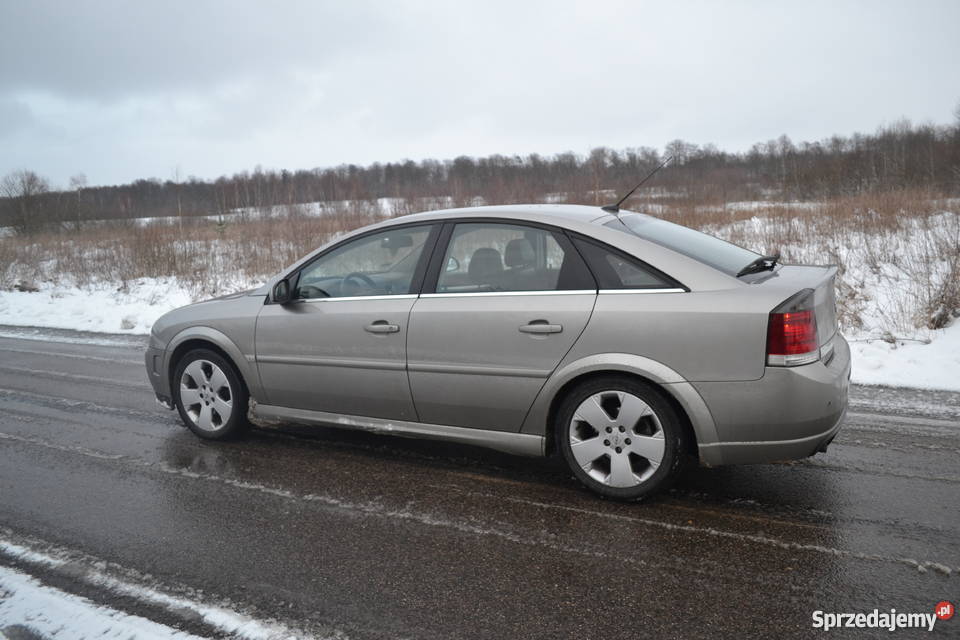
[145,205,850,500]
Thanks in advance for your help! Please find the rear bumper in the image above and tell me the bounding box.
[695,334,851,466]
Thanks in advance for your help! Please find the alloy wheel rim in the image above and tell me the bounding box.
[180,359,233,431]
[569,391,665,488]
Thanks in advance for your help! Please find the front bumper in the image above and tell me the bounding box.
[695,333,851,466]
[144,345,173,409]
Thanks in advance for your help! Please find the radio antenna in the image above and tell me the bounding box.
[601,155,673,214]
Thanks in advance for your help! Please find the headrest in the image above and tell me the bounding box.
[504,238,535,268]
[468,248,503,283]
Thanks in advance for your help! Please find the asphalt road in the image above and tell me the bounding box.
[0,324,957,639]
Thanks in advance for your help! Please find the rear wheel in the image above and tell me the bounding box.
[173,349,249,440]
[556,376,687,500]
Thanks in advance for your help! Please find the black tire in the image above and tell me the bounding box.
[172,348,250,440]
[556,376,688,501]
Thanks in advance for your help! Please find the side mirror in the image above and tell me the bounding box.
[445,256,460,272]
[272,279,293,304]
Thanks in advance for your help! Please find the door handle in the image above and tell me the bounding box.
[365,321,400,334]
[519,320,563,335]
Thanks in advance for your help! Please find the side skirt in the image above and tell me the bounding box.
[253,404,545,457]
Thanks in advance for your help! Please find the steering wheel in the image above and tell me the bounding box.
[341,272,378,295]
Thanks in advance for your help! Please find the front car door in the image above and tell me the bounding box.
[255,224,437,421]
[407,221,597,431]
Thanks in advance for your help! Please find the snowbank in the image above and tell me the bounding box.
[0,279,192,334]
[849,323,960,390]
[0,566,205,640]
[0,277,957,392]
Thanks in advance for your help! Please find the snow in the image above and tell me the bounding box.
[0,278,192,334]
[848,323,960,390]
[0,565,206,640]
[128,195,478,227]
[706,209,960,392]
[0,534,312,640]
[0,203,957,392]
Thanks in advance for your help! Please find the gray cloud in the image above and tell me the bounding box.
[1,0,958,187]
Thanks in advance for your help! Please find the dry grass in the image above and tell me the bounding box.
[1,190,958,335]
[1,205,382,296]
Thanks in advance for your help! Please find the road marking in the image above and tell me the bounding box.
[846,410,960,430]
[433,485,958,577]
[782,457,960,483]
[0,431,124,460]
[0,329,144,348]
[0,345,141,365]
[2,429,956,579]
[0,365,144,389]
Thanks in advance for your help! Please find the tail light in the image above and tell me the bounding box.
[767,289,819,366]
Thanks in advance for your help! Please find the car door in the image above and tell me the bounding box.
[407,221,597,432]
[255,223,437,421]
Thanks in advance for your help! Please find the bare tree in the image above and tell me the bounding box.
[173,164,184,238]
[1,170,51,235]
[69,173,87,231]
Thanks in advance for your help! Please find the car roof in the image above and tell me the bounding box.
[380,203,617,227]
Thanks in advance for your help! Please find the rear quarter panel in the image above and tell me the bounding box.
[569,289,770,383]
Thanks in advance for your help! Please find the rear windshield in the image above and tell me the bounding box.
[604,214,759,276]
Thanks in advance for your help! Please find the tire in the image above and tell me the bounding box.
[172,348,249,440]
[556,376,688,501]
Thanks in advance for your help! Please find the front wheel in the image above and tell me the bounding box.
[173,349,249,440]
[556,377,688,501]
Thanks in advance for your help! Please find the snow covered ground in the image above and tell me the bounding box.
[0,278,192,334]
[0,535,308,640]
[1,204,957,392]
[0,274,956,391]
[848,326,959,389]
[712,210,960,391]
[0,565,206,640]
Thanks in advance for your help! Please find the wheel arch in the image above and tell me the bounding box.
[522,354,719,461]
[164,327,260,400]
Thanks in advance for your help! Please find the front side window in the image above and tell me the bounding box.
[296,225,432,299]
[436,223,594,293]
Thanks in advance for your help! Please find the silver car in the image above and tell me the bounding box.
[145,205,850,500]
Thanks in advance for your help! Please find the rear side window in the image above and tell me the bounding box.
[572,237,674,289]
[436,222,595,293]
[605,213,759,276]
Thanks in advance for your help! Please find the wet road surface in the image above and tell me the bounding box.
[0,325,957,638]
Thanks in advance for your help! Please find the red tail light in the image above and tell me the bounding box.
[767,290,819,366]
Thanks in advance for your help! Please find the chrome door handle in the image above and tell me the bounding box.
[519,321,563,334]
[365,321,400,334]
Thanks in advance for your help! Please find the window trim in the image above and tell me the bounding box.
[292,294,420,304]
[567,232,689,292]
[420,290,596,299]
[597,288,686,295]
[267,222,441,304]
[420,218,598,295]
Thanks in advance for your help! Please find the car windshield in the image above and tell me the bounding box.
[604,213,760,276]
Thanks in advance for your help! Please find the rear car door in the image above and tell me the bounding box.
[255,224,437,421]
[407,221,597,431]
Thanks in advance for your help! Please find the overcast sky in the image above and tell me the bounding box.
[1,0,958,188]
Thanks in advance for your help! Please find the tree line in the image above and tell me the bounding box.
[3,116,959,235]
